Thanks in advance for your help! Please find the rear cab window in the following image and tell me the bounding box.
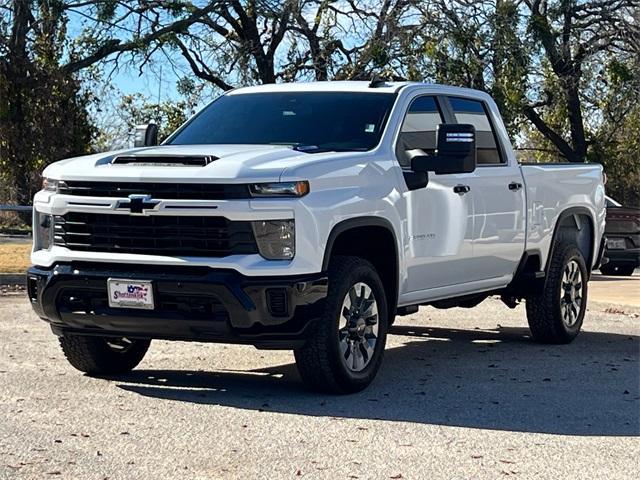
[448,97,505,165]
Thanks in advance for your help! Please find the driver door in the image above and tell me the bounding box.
[398,95,477,294]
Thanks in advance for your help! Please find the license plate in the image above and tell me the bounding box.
[607,238,626,250]
[107,279,154,310]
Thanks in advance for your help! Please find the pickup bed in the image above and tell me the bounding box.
[28,81,606,393]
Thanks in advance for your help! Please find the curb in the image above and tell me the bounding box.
[0,273,26,286]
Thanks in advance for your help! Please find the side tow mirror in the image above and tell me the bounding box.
[133,123,159,147]
[410,124,476,175]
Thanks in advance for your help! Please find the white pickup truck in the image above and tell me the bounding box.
[28,81,606,393]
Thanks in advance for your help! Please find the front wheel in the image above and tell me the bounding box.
[59,335,150,375]
[525,242,588,344]
[294,256,388,394]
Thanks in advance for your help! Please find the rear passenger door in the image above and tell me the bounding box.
[446,96,526,281]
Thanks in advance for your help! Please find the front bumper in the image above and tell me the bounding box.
[27,262,328,349]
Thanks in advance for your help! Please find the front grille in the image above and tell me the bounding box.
[53,212,258,257]
[58,181,251,200]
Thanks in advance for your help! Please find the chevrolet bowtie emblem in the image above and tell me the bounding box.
[116,194,160,214]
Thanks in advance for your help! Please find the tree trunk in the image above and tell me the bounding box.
[562,73,587,162]
[1,0,31,208]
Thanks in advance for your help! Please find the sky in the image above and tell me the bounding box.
[112,63,182,103]
[65,5,210,107]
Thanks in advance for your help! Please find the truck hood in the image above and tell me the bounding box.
[43,144,329,183]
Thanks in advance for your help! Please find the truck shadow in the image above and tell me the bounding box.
[114,325,639,437]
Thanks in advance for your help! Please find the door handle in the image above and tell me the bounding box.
[453,184,471,194]
[509,182,523,191]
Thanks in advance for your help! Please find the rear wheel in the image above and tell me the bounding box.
[600,263,635,276]
[294,256,388,394]
[525,242,588,344]
[59,335,150,375]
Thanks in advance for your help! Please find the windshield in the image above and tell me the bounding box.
[168,92,396,151]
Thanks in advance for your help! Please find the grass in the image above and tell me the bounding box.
[0,243,32,273]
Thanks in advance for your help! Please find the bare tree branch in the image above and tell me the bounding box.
[61,2,221,74]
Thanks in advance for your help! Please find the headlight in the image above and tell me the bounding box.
[250,181,309,197]
[34,212,53,251]
[42,178,59,192]
[252,220,295,260]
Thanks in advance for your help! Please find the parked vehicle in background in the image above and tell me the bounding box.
[601,196,640,276]
[27,81,606,393]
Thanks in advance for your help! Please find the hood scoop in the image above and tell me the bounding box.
[111,155,218,167]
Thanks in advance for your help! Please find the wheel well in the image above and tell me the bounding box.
[500,210,595,300]
[325,224,398,316]
[553,211,594,273]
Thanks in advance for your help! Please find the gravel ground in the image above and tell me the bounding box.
[589,270,640,307]
[0,295,638,480]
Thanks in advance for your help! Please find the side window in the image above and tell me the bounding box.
[448,97,504,165]
[395,96,443,168]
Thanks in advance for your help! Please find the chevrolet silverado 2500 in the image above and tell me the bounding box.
[28,81,606,393]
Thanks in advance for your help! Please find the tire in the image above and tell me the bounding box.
[59,335,150,375]
[525,242,588,344]
[294,256,388,394]
[600,263,635,276]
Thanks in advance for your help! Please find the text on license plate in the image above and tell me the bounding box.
[107,279,155,310]
[607,239,626,250]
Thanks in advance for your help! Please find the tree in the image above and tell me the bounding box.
[589,53,640,206]
[165,1,423,88]
[2,0,638,209]
[522,0,638,163]
[94,77,204,150]
[514,4,640,204]
[0,0,94,206]
[0,0,220,206]
[384,0,638,205]
[405,0,529,136]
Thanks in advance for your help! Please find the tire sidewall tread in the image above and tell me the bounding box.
[526,242,588,344]
[294,255,388,394]
[59,335,150,375]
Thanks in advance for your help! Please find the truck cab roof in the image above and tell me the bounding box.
[227,80,488,97]
[228,80,410,95]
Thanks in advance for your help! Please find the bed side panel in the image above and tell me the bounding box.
[521,164,606,269]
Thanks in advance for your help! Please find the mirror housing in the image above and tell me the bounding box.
[410,124,476,175]
[133,124,159,147]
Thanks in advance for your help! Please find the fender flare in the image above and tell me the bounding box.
[321,216,400,311]
[545,206,596,274]
[322,216,399,271]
